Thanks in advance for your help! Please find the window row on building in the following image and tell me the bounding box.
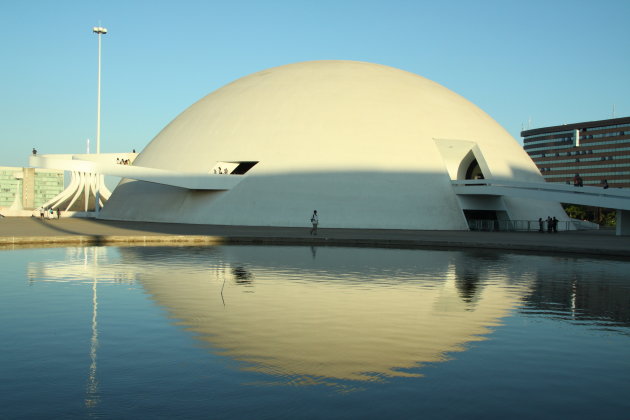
[526,137,630,153]
[523,121,630,142]
[530,147,630,160]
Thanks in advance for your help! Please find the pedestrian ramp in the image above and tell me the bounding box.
[451,179,630,211]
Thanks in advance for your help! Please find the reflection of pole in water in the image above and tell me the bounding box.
[571,277,577,320]
[85,248,99,408]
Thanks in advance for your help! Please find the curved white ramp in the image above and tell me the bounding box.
[29,154,243,191]
[451,179,630,211]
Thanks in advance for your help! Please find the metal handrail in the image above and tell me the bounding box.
[466,219,597,232]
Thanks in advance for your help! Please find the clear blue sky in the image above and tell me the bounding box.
[2,0,629,167]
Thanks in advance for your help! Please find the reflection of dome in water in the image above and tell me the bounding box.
[101,60,565,228]
[132,246,532,384]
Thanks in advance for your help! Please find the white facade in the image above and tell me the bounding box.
[100,60,567,229]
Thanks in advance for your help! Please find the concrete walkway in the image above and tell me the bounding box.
[0,216,629,257]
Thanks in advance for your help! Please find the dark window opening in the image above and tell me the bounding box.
[464,210,499,231]
[464,210,497,221]
[231,161,259,175]
[465,159,484,180]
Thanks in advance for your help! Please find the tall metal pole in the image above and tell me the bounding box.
[93,26,107,215]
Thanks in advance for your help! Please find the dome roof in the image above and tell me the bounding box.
[135,60,517,175]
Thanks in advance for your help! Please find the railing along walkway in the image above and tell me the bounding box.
[466,219,596,232]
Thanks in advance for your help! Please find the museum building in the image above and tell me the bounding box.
[99,60,568,229]
[522,116,630,188]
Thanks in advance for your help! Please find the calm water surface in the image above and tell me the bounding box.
[0,245,629,419]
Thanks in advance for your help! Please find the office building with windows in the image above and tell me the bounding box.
[0,167,64,210]
[522,116,630,188]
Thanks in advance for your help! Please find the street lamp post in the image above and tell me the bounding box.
[93,26,107,215]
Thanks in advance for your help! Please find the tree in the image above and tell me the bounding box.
[562,204,616,226]
[563,204,587,220]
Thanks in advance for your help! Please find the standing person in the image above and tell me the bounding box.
[538,218,544,233]
[310,210,319,235]
[546,216,552,233]
[552,217,558,233]
[56,208,60,219]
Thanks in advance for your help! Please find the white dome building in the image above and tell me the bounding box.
[101,60,567,229]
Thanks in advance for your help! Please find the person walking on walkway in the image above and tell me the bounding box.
[310,210,319,235]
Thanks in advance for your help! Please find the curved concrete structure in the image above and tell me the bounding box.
[101,60,567,229]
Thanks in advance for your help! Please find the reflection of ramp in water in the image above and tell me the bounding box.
[134,246,533,384]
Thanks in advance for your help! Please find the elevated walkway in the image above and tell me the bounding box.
[452,179,630,235]
[29,154,243,191]
[451,179,630,210]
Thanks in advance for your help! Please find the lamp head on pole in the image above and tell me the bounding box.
[92,26,107,35]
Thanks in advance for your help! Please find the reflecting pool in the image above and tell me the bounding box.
[1,245,629,419]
